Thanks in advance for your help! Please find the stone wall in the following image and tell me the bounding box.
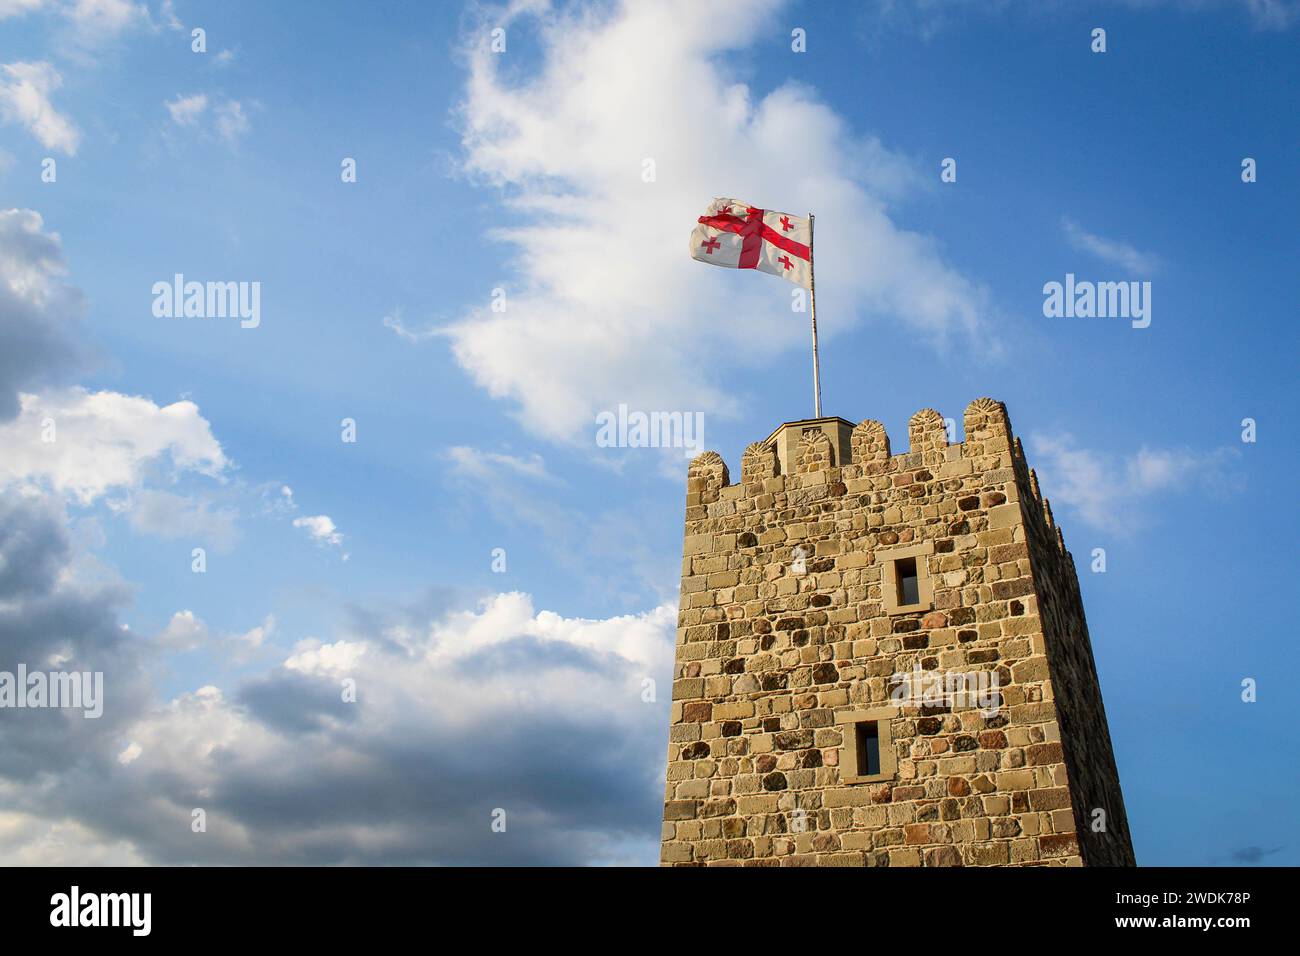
[660,398,1135,866]
[1010,446,1136,865]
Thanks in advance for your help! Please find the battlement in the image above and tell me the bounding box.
[686,397,1071,560]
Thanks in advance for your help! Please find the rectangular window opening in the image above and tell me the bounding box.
[896,556,920,606]
[856,721,881,777]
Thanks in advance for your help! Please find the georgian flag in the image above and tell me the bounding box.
[688,198,812,289]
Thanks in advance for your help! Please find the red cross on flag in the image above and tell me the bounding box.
[688,198,812,289]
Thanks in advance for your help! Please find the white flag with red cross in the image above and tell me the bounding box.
[688,198,812,290]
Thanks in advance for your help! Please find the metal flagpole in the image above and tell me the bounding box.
[808,212,822,418]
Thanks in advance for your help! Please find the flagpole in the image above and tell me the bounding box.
[809,212,822,418]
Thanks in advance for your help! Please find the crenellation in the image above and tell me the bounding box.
[851,419,891,466]
[908,408,949,465]
[688,400,1036,506]
[741,441,778,483]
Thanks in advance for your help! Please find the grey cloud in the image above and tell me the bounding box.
[1,559,671,865]
[0,490,151,781]
[190,710,665,865]
[0,209,89,420]
[237,669,361,735]
[453,634,630,678]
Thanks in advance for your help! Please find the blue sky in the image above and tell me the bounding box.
[0,0,1296,865]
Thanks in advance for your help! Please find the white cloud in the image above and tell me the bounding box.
[0,0,48,19]
[1028,433,1243,533]
[0,207,69,306]
[163,93,250,145]
[158,609,206,650]
[1241,0,1300,28]
[1183,0,1300,30]
[62,0,148,37]
[1062,218,1161,274]
[213,98,248,143]
[382,308,438,343]
[284,637,365,676]
[115,487,239,549]
[235,616,274,653]
[0,387,228,503]
[264,486,349,559]
[441,0,992,444]
[421,592,674,685]
[0,62,80,155]
[159,0,181,30]
[0,813,147,866]
[446,445,553,482]
[157,609,274,659]
[292,514,345,551]
[164,92,207,126]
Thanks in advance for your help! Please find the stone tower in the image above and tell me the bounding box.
[660,399,1134,866]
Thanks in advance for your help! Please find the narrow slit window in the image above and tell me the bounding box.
[896,556,920,606]
[840,710,896,784]
[856,721,881,777]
